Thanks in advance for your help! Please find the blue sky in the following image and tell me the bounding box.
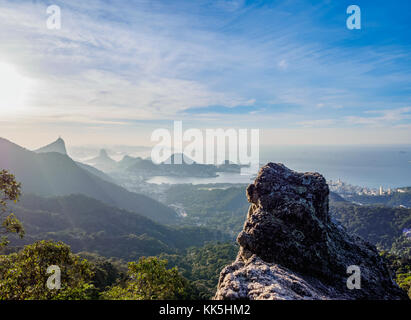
[0,0,410,147]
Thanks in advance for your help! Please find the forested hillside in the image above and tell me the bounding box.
[9,194,228,260]
[165,184,249,236]
[160,242,238,298]
[1,166,410,299]
[330,202,411,249]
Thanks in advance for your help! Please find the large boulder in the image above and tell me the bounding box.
[215,163,407,300]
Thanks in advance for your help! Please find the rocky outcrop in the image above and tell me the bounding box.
[34,137,67,155]
[215,163,407,300]
[85,149,117,172]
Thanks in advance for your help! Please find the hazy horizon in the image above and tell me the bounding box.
[0,0,410,147]
[3,134,411,151]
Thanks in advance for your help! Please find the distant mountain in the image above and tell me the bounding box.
[34,137,67,155]
[110,153,243,178]
[125,153,218,178]
[75,161,116,183]
[9,194,227,260]
[130,160,159,173]
[160,154,245,175]
[216,160,244,173]
[85,149,118,172]
[0,138,178,224]
[117,155,142,169]
[34,138,115,183]
[163,153,195,164]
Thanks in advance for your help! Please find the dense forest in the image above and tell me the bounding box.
[164,184,249,236]
[330,202,411,249]
[8,193,228,260]
[0,169,410,299]
[0,240,237,300]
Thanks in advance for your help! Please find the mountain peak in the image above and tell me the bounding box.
[99,149,109,158]
[84,148,117,172]
[34,137,67,155]
[164,153,195,164]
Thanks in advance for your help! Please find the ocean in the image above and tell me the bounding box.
[147,145,411,189]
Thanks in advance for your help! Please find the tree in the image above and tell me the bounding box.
[396,273,411,299]
[160,242,238,299]
[380,235,411,299]
[0,169,24,248]
[102,257,194,300]
[0,240,94,300]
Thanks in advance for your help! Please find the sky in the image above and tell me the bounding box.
[0,0,410,148]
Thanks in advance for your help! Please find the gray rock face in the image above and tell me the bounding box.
[215,163,407,300]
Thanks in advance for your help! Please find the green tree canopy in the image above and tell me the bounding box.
[102,257,194,300]
[0,240,94,300]
[0,169,24,248]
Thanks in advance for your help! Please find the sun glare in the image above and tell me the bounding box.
[0,62,31,115]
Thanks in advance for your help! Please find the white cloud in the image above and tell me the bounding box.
[277,59,288,70]
[0,0,410,146]
[345,107,411,127]
[296,119,336,127]
[0,0,255,122]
